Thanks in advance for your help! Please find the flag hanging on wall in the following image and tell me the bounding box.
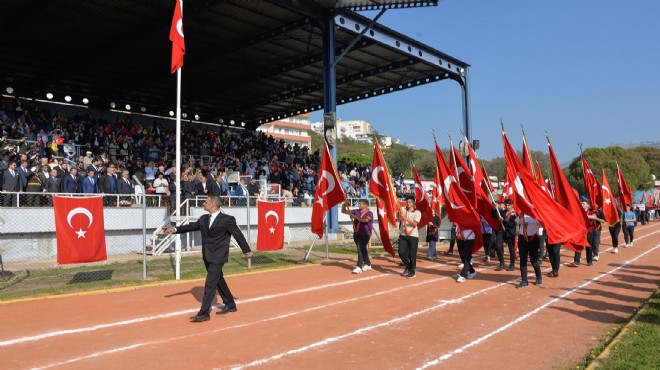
[53,196,107,264]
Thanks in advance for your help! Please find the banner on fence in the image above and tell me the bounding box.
[53,196,107,264]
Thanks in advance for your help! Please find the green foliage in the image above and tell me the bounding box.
[338,152,371,167]
[309,130,325,152]
[631,146,660,179]
[565,146,652,193]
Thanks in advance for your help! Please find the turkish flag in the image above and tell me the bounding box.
[311,142,346,238]
[169,0,185,73]
[412,165,433,227]
[535,161,553,197]
[449,146,477,208]
[616,164,633,208]
[53,196,107,264]
[522,134,535,178]
[257,200,285,251]
[435,141,482,252]
[601,169,620,225]
[503,131,587,249]
[430,168,443,215]
[375,198,395,257]
[369,141,399,226]
[581,153,602,208]
[548,141,591,249]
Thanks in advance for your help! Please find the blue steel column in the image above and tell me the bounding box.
[322,12,339,233]
[461,67,472,161]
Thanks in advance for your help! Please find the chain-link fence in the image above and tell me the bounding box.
[0,192,406,301]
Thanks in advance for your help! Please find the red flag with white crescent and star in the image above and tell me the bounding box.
[170,0,185,73]
[53,196,107,264]
[311,142,346,238]
[435,141,482,252]
[375,198,396,257]
[412,164,433,227]
[581,152,602,209]
[601,169,620,225]
[369,140,399,226]
[257,200,285,250]
[503,130,587,249]
[431,167,443,215]
[616,164,633,208]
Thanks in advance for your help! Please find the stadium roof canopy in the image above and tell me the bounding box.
[0,0,469,131]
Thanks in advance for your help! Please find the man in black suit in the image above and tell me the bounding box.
[2,161,21,206]
[165,195,253,322]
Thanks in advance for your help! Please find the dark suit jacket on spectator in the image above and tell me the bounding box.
[61,173,79,193]
[2,170,21,192]
[81,176,99,194]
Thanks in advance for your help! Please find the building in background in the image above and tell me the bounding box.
[310,118,394,147]
[257,113,312,149]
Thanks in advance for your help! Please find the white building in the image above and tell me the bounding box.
[257,114,312,149]
[310,118,394,147]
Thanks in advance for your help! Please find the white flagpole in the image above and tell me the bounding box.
[175,66,182,280]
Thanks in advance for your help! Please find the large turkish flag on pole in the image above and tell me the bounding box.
[257,200,285,251]
[435,141,482,252]
[369,140,399,226]
[170,0,185,73]
[601,169,621,226]
[311,142,346,238]
[581,152,602,208]
[375,198,395,257]
[53,196,107,264]
[412,165,433,227]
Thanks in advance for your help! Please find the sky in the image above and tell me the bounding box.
[311,0,660,163]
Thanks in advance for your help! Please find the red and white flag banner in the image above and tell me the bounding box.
[53,196,107,264]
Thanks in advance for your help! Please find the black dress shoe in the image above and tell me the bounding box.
[216,305,238,315]
[506,265,515,271]
[495,265,506,271]
[443,251,454,255]
[190,314,210,322]
[516,281,529,289]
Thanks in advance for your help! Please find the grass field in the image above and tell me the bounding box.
[587,289,660,369]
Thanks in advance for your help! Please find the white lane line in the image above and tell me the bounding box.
[1,273,388,348]
[229,279,521,369]
[17,226,660,368]
[4,257,463,349]
[417,242,660,369]
[30,271,459,370]
[228,230,660,369]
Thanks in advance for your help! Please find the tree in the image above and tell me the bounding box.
[338,152,371,167]
[564,146,651,195]
[631,146,660,181]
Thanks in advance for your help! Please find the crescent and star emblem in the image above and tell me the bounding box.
[315,170,336,207]
[443,175,465,209]
[265,210,280,234]
[67,207,94,238]
[601,184,612,205]
[414,182,426,202]
[177,19,184,38]
[371,166,388,191]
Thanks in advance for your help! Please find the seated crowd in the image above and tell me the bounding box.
[0,97,380,210]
